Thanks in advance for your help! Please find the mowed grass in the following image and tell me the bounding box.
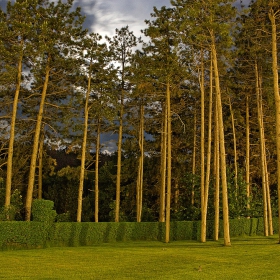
[0,235,280,279]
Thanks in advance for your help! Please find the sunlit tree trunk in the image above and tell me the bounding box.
[25,55,51,221]
[136,104,144,222]
[214,92,220,241]
[165,81,172,243]
[200,50,206,242]
[115,89,124,222]
[37,131,44,200]
[95,118,101,222]
[229,95,238,200]
[264,155,273,235]
[211,37,231,246]
[109,26,137,223]
[159,102,167,222]
[255,61,269,236]
[5,46,23,212]
[257,63,273,235]
[246,95,251,211]
[268,7,280,241]
[77,60,92,222]
[201,55,213,242]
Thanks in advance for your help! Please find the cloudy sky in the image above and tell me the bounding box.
[1,0,252,39]
[73,0,171,38]
[74,0,253,37]
[0,0,171,38]
[73,0,253,39]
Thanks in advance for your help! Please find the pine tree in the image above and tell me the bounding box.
[143,6,185,242]
[1,0,37,217]
[171,0,236,245]
[107,26,137,222]
[25,0,85,221]
[268,0,280,241]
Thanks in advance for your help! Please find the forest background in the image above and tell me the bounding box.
[0,0,280,245]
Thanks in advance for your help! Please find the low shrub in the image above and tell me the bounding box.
[32,199,57,223]
[0,206,17,221]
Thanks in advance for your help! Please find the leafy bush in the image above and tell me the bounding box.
[0,189,23,221]
[0,205,17,221]
[32,199,57,223]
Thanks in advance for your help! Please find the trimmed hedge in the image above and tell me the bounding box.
[51,222,160,247]
[0,218,278,250]
[0,222,50,250]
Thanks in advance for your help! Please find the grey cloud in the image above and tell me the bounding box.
[0,0,9,10]
[73,0,97,31]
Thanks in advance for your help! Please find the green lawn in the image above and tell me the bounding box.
[0,235,280,279]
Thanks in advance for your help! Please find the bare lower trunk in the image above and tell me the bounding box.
[165,81,172,243]
[115,90,124,222]
[201,55,213,242]
[136,104,144,222]
[5,47,23,211]
[255,61,268,236]
[159,103,167,222]
[200,50,206,242]
[268,5,280,244]
[38,132,44,200]
[229,95,238,200]
[77,61,92,222]
[95,119,101,222]
[264,156,273,235]
[246,95,251,211]
[25,55,51,221]
[214,94,220,241]
[212,38,231,246]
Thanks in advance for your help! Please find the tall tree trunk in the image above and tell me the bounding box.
[200,50,206,242]
[159,102,167,222]
[229,95,238,200]
[5,46,23,213]
[211,37,231,246]
[201,55,213,242]
[25,55,51,221]
[95,118,101,222]
[256,62,273,235]
[246,95,251,212]
[77,61,92,222]
[136,104,144,222]
[115,90,124,222]
[264,155,273,235]
[214,92,220,241]
[255,61,268,235]
[268,5,280,244]
[38,131,44,200]
[165,81,172,243]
